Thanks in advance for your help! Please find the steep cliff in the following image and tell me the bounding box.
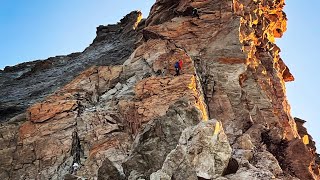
[0,11,143,122]
[0,0,319,180]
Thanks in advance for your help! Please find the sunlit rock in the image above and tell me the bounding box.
[0,0,319,179]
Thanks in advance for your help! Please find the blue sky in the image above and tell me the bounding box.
[0,0,154,67]
[0,1,318,150]
[277,0,320,150]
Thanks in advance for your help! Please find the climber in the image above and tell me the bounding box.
[174,61,180,76]
[72,162,79,174]
[179,59,183,71]
[192,8,200,18]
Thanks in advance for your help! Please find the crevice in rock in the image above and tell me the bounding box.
[142,29,167,41]
[70,129,83,173]
[197,177,210,180]
[222,158,239,176]
[193,57,215,119]
[0,106,24,122]
[261,130,292,176]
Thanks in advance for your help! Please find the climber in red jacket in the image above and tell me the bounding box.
[179,59,183,71]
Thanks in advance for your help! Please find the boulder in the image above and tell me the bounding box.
[150,120,232,180]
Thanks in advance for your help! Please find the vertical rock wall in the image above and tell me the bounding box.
[0,0,319,180]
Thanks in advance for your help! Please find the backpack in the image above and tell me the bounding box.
[174,62,180,68]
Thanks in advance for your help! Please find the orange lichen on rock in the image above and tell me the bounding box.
[28,100,78,123]
[89,138,120,159]
[19,121,37,140]
[133,75,204,122]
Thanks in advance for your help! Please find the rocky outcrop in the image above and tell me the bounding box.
[0,11,143,122]
[0,0,319,180]
[122,100,203,179]
[1,66,131,179]
[293,118,320,179]
[150,120,231,180]
[0,42,209,179]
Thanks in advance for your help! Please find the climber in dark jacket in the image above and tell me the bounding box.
[174,61,180,76]
[174,60,183,76]
[192,8,200,18]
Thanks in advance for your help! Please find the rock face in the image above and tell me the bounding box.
[0,0,319,180]
[0,11,143,122]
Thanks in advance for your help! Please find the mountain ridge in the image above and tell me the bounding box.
[0,0,319,179]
